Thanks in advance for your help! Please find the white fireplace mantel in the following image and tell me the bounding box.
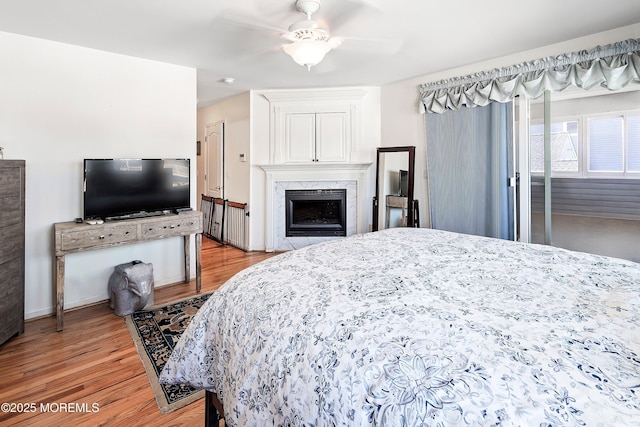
[260,163,373,252]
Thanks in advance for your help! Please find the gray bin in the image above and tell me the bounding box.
[108,260,154,316]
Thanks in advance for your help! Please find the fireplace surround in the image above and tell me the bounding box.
[260,163,373,251]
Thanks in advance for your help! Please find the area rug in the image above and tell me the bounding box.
[125,292,213,414]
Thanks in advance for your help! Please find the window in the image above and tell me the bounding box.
[628,115,640,172]
[530,111,640,178]
[530,120,579,174]
[589,116,624,172]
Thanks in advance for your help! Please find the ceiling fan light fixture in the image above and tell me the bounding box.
[282,39,333,70]
[281,0,338,70]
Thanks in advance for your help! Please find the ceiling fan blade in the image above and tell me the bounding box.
[206,14,290,60]
[216,12,290,36]
[319,0,383,35]
[333,35,404,55]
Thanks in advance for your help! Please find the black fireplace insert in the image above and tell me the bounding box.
[285,189,347,237]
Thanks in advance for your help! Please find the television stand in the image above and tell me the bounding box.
[53,211,203,331]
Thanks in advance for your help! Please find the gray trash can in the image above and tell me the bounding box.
[108,260,154,316]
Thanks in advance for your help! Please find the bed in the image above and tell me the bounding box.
[159,227,640,426]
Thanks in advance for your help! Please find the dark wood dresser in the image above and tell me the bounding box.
[0,160,25,345]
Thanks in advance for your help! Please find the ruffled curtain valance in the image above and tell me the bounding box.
[419,38,640,114]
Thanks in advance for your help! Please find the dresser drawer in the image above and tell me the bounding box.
[140,216,202,239]
[61,224,138,251]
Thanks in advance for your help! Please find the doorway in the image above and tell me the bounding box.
[204,121,224,199]
[518,86,640,262]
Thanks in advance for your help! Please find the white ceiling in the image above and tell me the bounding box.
[1,0,639,108]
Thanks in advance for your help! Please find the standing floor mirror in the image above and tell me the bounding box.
[372,146,418,231]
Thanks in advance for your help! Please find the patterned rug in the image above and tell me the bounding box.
[125,293,213,414]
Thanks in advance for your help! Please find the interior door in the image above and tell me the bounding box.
[205,121,224,199]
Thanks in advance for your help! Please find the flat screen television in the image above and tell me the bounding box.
[83,158,191,220]
[399,169,409,197]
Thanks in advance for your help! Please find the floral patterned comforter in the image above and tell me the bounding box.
[160,228,640,426]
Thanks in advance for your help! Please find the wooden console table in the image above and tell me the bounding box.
[53,210,203,331]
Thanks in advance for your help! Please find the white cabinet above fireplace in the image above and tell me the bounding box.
[284,111,348,163]
[262,88,367,165]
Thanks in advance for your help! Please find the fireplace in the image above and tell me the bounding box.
[285,189,347,237]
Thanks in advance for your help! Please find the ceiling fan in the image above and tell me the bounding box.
[216,0,399,72]
[281,0,342,70]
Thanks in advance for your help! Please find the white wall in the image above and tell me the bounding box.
[381,23,640,231]
[0,31,197,319]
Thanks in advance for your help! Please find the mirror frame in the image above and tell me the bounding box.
[372,146,416,231]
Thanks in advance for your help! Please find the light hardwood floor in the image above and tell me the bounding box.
[0,238,276,427]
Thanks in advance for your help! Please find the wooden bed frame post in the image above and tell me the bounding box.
[205,391,224,427]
